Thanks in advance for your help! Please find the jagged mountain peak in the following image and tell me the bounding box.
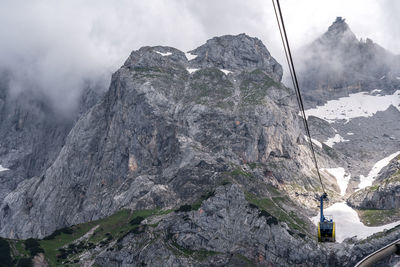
[188,33,283,81]
[328,17,350,35]
[317,17,358,47]
[123,34,283,82]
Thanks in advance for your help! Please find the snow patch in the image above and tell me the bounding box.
[311,202,400,242]
[346,132,354,136]
[321,167,350,196]
[220,69,232,75]
[155,51,172,56]
[0,165,8,172]
[379,76,385,80]
[305,90,400,123]
[324,134,349,148]
[396,77,400,80]
[304,135,322,148]
[185,52,197,61]
[358,151,400,190]
[371,89,382,93]
[186,68,199,74]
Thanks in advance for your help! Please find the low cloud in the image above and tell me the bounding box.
[0,0,399,113]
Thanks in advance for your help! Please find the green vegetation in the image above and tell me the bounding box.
[385,169,400,183]
[0,237,12,267]
[357,209,400,226]
[230,168,252,178]
[239,70,282,105]
[367,184,379,192]
[24,239,44,258]
[235,254,256,267]
[187,68,234,107]
[175,191,216,213]
[322,143,338,159]
[245,192,308,235]
[166,232,219,261]
[36,208,172,266]
[16,258,32,267]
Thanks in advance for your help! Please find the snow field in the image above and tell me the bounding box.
[155,51,172,56]
[305,90,400,123]
[0,165,8,172]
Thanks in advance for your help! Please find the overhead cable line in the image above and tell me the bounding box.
[272,0,326,193]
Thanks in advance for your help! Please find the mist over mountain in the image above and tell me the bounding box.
[297,17,400,106]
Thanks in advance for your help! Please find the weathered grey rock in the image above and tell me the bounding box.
[189,34,283,82]
[94,185,331,267]
[347,155,400,209]
[0,34,336,239]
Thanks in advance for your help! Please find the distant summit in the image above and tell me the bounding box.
[317,17,358,47]
[328,17,349,34]
[297,17,397,105]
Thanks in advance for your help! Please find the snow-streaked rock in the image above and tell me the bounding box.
[0,165,8,172]
[321,167,350,196]
[358,151,400,190]
[324,134,349,148]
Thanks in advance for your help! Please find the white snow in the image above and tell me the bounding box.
[379,76,385,80]
[371,89,382,93]
[311,202,400,242]
[304,135,322,148]
[186,68,199,74]
[358,151,400,190]
[324,134,349,148]
[0,165,8,172]
[304,90,400,123]
[185,52,197,61]
[155,51,172,56]
[321,167,351,196]
[346,132,354,135]
[396,77,400,80]
[220,69,232,75]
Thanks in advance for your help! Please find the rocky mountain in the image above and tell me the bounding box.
[298,17,400,106]
[302,17,400,196]
[0,20,399,266]
[348,154,400,210]
[0,33,341,239]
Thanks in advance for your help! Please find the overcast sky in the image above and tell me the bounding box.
[1,0,399,112]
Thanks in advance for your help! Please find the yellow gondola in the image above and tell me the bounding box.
[317,193,335,242]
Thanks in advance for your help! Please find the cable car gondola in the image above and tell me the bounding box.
[318,193,335,242]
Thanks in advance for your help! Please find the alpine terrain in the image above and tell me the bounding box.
[0,17,399,267]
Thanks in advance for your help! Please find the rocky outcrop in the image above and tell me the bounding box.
[0,34,337,239]
[297,17,400,107]
[0,73,104,204]
[94,185,332,267]
[188,34,283,81]
[347,155,400,209]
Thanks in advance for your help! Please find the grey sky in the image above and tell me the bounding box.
[0,0,399,112]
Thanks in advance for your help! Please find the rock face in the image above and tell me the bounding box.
[0,34,336,239]
[298,17,400,196]
[0,78,73,203]
[94,185,333,267]
[298,17,399,107]
[348,155,400,209]
[189,34,283,81]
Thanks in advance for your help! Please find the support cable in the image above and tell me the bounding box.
[272,0,326,193]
